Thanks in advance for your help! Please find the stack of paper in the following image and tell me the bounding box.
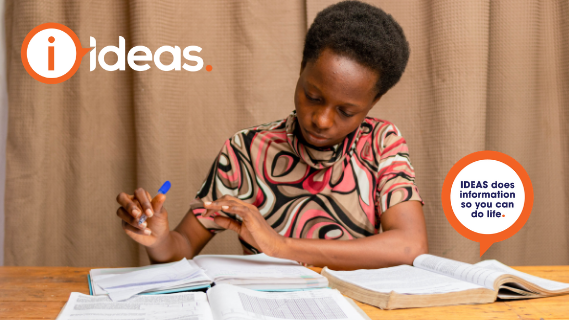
[89,254,329,300]
[194,254,329,290]
[91,258,211,301]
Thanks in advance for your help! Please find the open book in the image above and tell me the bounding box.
[57,284,371,320]
[322,254,569,310]
[90,254,328,301]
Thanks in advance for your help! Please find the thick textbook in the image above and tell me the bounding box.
[57,284,370,320]
[322,254,569,310]
[89,254,328,300]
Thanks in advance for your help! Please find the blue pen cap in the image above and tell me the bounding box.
[158,181,171,194]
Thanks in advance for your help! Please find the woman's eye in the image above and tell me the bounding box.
[339,109,354,117]
[305,93,321,102]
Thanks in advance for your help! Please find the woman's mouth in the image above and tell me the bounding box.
[305,129,329,143]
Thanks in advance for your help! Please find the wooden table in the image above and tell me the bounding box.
[1,266,568,319]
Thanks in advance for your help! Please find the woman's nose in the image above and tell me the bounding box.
[312,106,334,131]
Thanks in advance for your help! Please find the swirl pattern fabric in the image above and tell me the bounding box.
[191,112,422,253]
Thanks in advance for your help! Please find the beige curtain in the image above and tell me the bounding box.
[5,0,568,267]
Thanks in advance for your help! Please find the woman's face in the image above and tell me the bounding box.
[294,48,380,148]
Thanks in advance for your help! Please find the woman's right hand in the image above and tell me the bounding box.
[116,188,170,248]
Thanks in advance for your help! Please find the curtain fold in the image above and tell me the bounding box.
[5,0,568,266]
[482,0,569,264]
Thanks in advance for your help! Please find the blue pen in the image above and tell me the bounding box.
[138,181,171,225]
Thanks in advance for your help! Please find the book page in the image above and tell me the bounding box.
[207,284,368,320]
[194,254,323,281]
[324,265,485,294]
[92,258,210,301]
[90,259,200,277]
[94,258,199,288]
[475,260,569,291]
[56,292,213,320]
[413,254,504,290]
[100,274,211,302]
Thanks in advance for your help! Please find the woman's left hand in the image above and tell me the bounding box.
[202,195,286,256]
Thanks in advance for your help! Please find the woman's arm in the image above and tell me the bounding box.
[278,201,427,270]
[205,196,428,270]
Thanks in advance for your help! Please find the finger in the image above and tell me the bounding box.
[135,188,154,219]
[144,191,157,219]
[214,216,258,251]
[117,207,147,230]
[216,195,255,209]
[214,216,242,233]
[151,193,166,216]
[202,200,243,218]
[133,198,145,221]
[202,200,237,217]
[133,198,142,210]
[221,205,251,218]
[117,192,142,219]
[202,209,218,218]
[213,198,257,211]
[204,199,239,210]
[122,220,152,236]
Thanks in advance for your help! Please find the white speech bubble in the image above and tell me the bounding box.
[450,160,525,234]
[26,28,77,78]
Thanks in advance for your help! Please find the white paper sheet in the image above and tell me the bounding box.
[95,258,199,288]
[414,254,504,290]
[56,292,213,320]
[475,259,569,291]
[207,284,367,320]
[90,261,187,296]
[93,258,207,301]
[102,272,210,302]
[324,265,485,294]
[194,254,323,282]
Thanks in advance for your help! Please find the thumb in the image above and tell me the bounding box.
[151,193,167,216]
[214,216,242,233]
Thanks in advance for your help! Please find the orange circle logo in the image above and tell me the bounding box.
[21,23,91,84]
[442,151,534,256]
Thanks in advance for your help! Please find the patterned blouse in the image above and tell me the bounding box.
[191,111,423,253]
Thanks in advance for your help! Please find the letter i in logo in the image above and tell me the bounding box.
[48,36,55,70]
[21,23,91,84]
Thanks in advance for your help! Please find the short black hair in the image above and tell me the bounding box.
[302,1,410,98]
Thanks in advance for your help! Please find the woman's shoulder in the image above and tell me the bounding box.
[246,117,289,133]
[363,116,398,131]
[362,117,407,148]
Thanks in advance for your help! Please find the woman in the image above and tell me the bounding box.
[116,1,427,270]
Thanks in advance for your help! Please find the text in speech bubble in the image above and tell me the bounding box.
[442,151,533,256]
